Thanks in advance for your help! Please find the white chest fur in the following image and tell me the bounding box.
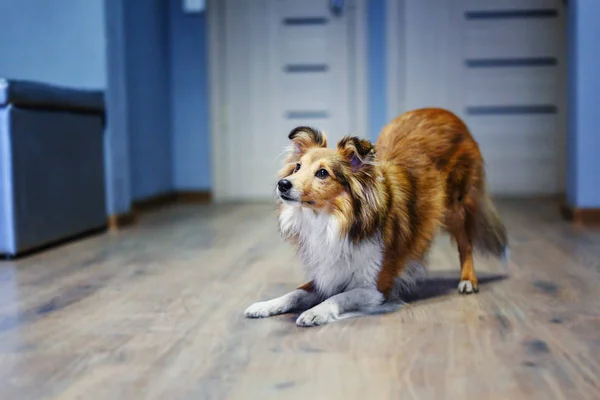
[278,205,383,297]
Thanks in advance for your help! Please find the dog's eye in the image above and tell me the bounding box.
[294,163,301,173]
[315,169,329,179]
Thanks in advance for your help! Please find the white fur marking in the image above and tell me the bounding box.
[244,294,292,318]
[279,204,383,298]
[458,280,475,294]
[244,300,284,318]
[296,302,340,327]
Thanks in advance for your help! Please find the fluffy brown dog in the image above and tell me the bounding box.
[245,107,508,327]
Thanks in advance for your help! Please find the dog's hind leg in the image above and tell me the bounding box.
[449,202,479,294]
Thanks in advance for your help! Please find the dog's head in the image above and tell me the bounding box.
[276,126,376,210]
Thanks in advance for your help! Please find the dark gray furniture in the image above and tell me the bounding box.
[0,78,107,258]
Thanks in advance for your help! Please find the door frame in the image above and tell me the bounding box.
[207,0,369,202]
[385,0,405,121]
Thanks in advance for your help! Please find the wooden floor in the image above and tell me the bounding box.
[0,200,599,399]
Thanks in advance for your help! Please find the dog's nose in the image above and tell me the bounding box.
[278,179,293,193]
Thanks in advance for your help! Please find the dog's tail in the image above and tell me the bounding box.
[473,191,510,274]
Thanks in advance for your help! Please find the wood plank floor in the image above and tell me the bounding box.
[0,200,599,399]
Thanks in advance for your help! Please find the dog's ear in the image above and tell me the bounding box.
[288,126,327,154]
[337,136,375,171]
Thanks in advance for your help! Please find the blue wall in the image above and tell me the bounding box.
[124,0,173,201]
[0,0,106,89]
[0,0,180,213]
[104,0,132,215]
[567,0,600,208]
[0,0,130,216]
[118,0,212,199]
[169,4,212,191]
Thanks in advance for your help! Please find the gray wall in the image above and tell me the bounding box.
[0,0,106,89]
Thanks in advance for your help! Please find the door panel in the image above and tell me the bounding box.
[463,0,560,11]
[465,18,562,59]
[271,0,351,148]
[466,67,558,106]
[217,0,358,200]
[401,0,566,196]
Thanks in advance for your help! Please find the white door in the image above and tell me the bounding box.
[210,0,366,201]
[390,0,567,197]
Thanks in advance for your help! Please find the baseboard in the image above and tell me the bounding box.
[175,190,212,204]
[132,190,212,211]
[107,190,212,230]
[107,211,138,230]
[560,203,600,226]
[132,192,178,212]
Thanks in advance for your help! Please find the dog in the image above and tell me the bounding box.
[244,108,508,327]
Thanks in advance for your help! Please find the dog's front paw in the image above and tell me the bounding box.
[244,300,285,318]
[296,303,339,327]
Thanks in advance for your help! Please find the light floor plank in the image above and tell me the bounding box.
[0,200,599,399]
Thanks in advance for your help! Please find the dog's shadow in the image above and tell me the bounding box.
[401,271,507,303]
[280,272,508,323]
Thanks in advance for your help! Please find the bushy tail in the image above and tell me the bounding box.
[473,194,509,267]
